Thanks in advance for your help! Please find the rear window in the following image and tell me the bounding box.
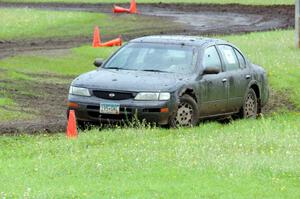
[234,49,247,68]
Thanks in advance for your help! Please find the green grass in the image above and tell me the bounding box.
[0,84,33,122]
[0,108,33,121]
[0,8,175,40]
[1,113,300,198]
[0,8,109,40]
[0,0,294,5]
[0,46,116,75]
[0,98,14,106]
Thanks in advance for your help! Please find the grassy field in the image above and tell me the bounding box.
[0,6,300,197]
[0,8,175,40]
[0,46,116,76]
[0,0,294,5]
[0,8,110,40]
[1,113,300,198]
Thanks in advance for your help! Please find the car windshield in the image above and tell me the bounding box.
[103,43,198,74]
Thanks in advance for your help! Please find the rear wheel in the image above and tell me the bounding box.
[242,88,258,119]
[170,94,199,127]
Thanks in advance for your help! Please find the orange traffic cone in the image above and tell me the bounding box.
[66,110,78,139]
[112,0,139,14]
[113,5,130,13]
[100,35,122,47]
[129,0,138,14]
[92,26,102,48]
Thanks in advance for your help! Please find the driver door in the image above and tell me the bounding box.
[199,46,229,116]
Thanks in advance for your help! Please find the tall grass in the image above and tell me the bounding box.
[0,113,300,198]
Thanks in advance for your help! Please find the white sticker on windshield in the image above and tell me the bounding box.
[223,49,236,64]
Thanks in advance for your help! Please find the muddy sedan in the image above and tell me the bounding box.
[68,35,269,127]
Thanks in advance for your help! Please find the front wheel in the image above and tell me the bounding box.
[170,94,199,127]
[242,88,258,119]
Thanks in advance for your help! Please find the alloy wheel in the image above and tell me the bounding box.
[244,91,257,118]
[175,102,194,126]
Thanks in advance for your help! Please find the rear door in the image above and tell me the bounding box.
[217,45,251,112]
[199,46,228,116]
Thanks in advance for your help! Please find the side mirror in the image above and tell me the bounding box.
[203,66,220,75]
[94,58,104,68]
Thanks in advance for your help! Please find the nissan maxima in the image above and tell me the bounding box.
[68,36,269,127]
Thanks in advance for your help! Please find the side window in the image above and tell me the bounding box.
[234,49,246,68]
[202,46,222,70]
[218,45,239,71]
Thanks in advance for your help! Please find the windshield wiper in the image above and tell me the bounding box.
[105,67,135,71]
[105,67,122,70]
[141,69,169,73]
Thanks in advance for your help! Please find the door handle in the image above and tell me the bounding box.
[222,78,227,83]
[246,75,251,79]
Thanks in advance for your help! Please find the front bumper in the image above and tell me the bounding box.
[68,94,176,125]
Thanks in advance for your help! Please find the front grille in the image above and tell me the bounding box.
[87,112,133,121]
[93,90,134,100]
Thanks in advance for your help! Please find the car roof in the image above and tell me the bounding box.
[129,35,228,47]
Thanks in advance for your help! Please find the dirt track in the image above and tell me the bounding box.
[0,3,296,134]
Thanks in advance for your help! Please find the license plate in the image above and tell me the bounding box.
[100,103,120,114]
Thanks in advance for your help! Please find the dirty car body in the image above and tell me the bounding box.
[68,36,269,127]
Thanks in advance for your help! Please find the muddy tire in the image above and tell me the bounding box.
[241,88,258,119]
[170,94,199,127]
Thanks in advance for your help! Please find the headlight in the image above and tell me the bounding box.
[69,86,91,97]
[159,92,171,100]
[134,92,170,101]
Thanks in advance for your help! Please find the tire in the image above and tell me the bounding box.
[170,94,199,127]
[241,88,258,119]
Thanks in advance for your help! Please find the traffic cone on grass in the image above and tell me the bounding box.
[100,35,122,47]
[92,26,102,48]
[66,110,78,139]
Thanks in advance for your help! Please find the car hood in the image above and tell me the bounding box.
[72,69,192,92]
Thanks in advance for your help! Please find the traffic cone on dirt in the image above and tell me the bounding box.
[113,5,130,13]
[112,0,139,14]
[92,26,122,48]
[92,26,102,48]
[66,110,78,139]
[100,35,123,47]
[129,0,138,14]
